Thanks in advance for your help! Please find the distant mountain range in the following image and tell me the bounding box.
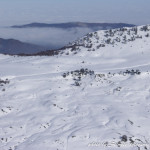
[0,38,46,54]
[11,22,135,30]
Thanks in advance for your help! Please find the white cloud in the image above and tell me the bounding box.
[0,27,93,49]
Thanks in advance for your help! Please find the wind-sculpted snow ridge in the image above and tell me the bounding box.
[1,25,150,150]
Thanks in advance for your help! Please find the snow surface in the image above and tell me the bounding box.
[1,25,150,150]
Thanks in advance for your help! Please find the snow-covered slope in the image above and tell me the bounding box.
[1,25,150,150]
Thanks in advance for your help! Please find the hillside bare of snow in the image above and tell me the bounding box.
[1,25,150,150]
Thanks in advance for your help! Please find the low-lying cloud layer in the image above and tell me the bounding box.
[0,27,93,49]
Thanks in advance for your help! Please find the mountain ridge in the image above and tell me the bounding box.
[0,38,46,54]
[11,22,135,30]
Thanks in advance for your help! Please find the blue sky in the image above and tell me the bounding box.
[0,0,150,25]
